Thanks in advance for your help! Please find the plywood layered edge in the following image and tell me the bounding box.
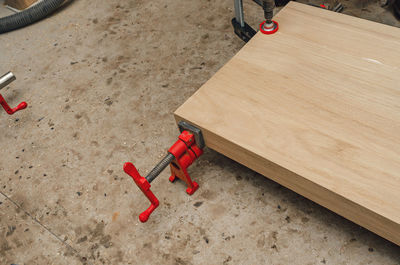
[174,116,400,246]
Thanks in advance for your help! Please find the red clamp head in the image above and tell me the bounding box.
[168,130,202,195]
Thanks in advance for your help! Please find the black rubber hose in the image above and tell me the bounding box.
[0,0,65,34]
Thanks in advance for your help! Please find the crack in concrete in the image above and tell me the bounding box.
[0,190,90,265]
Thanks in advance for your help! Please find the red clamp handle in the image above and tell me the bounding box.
[0,94,27,115]
[123,162,159,223]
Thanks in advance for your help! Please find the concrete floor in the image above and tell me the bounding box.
[0,0,399,264]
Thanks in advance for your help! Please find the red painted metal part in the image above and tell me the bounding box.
[123,162,159,223]
[259,20,279,35]
[124,130,203,223]
[168,131,202,195]
[0,94,27,115]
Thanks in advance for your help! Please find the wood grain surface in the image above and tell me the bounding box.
[174,2,400,245]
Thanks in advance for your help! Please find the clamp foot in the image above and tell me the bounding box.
[169,175,199,195]
[186,181,199,195]
[231,18,256,43]
[169,157,200,196]
[169,175,176,183]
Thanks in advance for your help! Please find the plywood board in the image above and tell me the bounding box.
[174,2,400,245]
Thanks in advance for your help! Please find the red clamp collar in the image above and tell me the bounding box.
[259,20,279,35]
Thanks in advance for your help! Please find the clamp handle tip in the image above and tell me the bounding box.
[15,101,27,112]
[139,204,157,223]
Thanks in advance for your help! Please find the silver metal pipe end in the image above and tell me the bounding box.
[0,72,16,90]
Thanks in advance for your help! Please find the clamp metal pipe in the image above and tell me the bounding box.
[0,72,16,90]
[234,0,245,27]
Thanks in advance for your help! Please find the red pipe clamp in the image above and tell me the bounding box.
[124,122,204,223]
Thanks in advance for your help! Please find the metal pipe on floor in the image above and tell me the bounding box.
[0,72,16,90]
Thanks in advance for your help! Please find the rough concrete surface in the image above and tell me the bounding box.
[0,0,399,264]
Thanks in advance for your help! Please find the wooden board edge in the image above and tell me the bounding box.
[5,0,38,10]
[174,114,400,246]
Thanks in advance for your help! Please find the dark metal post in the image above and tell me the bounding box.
[234,0,245,27]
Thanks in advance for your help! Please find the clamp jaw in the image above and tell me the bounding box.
[232,0,279,42]
[0,72,27,115]
[123,121,204,223]
[232,0,344,42]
